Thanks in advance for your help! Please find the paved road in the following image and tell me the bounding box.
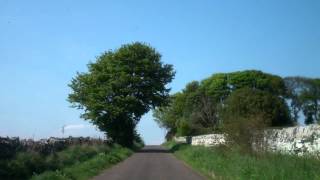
[93,145,205,180]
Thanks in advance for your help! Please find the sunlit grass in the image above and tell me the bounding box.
[0,144,132,180]
[31,145,132,180]
[164,142,320,180]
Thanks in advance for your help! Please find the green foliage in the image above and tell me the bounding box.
[132,131,145,151]
[221,88,291,149]
[0,138,22,160]
[285,77,320,124]
[166,142,320,180]
[222,87,291,126]
[68,42,175,147]
[5,151,46,179]
[154,70,292,138]
[228,70,287,96]
[154,85,218,137]
[31,145,132,180]
[0,144,112,180]
[201,70,287,102]
[176,120,192,136]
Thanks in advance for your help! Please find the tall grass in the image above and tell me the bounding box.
[164,142,320,180]
[0,144,131,180]
[31,145,132,180]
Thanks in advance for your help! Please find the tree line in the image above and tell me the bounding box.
[68,42,319,147]
[153,70,320,140]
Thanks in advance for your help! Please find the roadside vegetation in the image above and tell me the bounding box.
[3,42,319,179]
[158,70,320,179]
[0,141,133,180]
[31,144,132,180]
[154,70,320,140]
[3,42,169,180]
[154,70,320,157]
[164,141,320,180]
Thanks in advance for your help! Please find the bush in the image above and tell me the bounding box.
[176,119,192,136]
[6,151,46,179]
[0,137,23,160]
[31,145,132,180]
[0,144,112,180]
[221,88,292,151]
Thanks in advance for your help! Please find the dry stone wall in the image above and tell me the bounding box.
[173,136,188,144]
[191,134,226,147]
[264,125,320,156]
[0,136,106,159]
[174,124,320,156]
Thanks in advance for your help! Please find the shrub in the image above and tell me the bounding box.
[221,88,292,151]
[0,144,112,180]
[6,151,46,179]
[0,137,23,160]
[31,145,132,180]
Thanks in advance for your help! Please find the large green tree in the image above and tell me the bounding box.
[154,70,292,138]
[68,42,175,147]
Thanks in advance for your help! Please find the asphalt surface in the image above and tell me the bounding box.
[92,145,205,180]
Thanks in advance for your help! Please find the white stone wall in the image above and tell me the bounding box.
[174,136,187,144]
[264,125,320,156]
[191,134,226,147]
[174,124,320,156]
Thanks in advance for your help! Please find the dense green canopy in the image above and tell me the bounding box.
[68,42,175,146]
[153,70,294,138]
[221,87,292,148]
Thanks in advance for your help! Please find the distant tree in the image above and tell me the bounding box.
[153,92,190,137]
[68,42,175,147]
[284,77,304,122]
[153,101,178,138]
[300,78,320,124]
[285,77,320,124]
[190,93,219,131]
[154,81,219,137]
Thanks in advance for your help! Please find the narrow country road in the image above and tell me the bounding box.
[92,145,206,180]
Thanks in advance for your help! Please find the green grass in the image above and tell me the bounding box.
[1,144,114,180]
[163,142,320,180]
[31,145,132,180]
[0,144,133,180]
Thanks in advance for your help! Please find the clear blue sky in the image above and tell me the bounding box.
[0,0,319,144]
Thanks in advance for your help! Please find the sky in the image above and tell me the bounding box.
[0,0,319,145]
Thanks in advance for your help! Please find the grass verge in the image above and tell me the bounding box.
[163,141,320,180]
[31,144,132,180]
[1,144,115,180]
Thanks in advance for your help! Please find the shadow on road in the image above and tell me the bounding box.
[137,146,171,153]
